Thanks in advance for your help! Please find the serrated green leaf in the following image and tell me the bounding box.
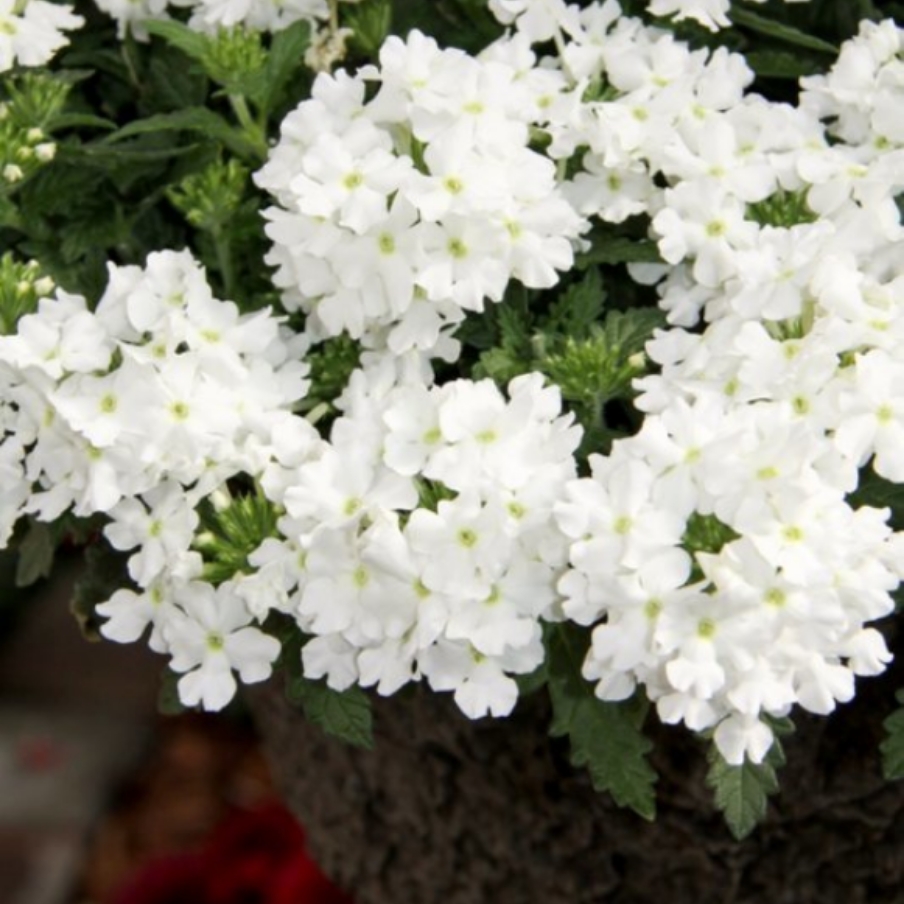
[706,738,786,840]
[287,675,374,749]
[475,346,528,386]
[546,623,657,819]
[881,690,904,780]
[345,0,393,56]
[728,6,838,54]
[143,19,210,61]
[546,268,605,340]
[496,285,533,355]
[15,520,55,588]
[260,20,312,114]
[602,307,666,354]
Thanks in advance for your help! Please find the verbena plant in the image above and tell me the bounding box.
[1,0,904,839]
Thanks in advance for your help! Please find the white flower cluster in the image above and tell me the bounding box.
[248,364,581,718]
[256,29,586,362]
[92,0,327,39]
[525,12,904,763]
[0,250,308,708]
[0,0,83,71]
[488,0,811,35]
[3,5,903,769]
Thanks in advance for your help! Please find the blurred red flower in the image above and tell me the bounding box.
[112,802,353,904]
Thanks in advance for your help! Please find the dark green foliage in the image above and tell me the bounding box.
[850,468,904,531]
[158,667,189,715]
[546,623,657,819]
[14,519,56,588]
[881,690,904,780]
[287,672,375,749]
[682,513,741,557]
[706,724,792,839]
[303,335,362,413]
[70,539,132,640]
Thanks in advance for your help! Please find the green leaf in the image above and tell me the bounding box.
[345,0,393,57]
[706,736,787,840]
[158,668,189,715]
[15,520,55,588]
[849,468,904,531]
[144,48,209,113]
[143,19,210,62]
[602,307,666,354]
[260,20,312,114]
[546,623,657,819]
[745,50,824,79]
[496,284,533,356]
[728,6,838,54]
[103,108,258,159]
[881,690,904,780]
[46,113,117,132]
[78,139,201,166]
[546,268,606,340]
[287,675,375,749]
[70,540,131,641]
[576,236,661,268]
[515,661,548,698]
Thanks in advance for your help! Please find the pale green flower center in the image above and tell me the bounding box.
[697,617,717,639]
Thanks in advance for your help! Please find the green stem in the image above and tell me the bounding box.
[228,93,267,161]
[120,37,141,91]
[211,225,235,301]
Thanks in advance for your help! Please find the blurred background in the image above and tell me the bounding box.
[0,550,351,904]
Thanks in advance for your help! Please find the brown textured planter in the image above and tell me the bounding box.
[249,640,904,904]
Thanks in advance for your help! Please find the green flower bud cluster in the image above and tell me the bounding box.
[0,74,70,190]
[202,27,268,95]
[0,252,54,334]
[193,486,281,585]
[0,106,55,186]
[167,158,250,233]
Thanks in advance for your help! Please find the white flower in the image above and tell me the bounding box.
[834,349,904,481]
[556,456,687,576]
[104,482,200,587]
[646,0,731,32]
[0,293,112,380]
[188,0,327,33]
[406,494,512,598]
[652,182,759,287]
[0,0,83,71]
[486,0,578,44]
[302,634,359,690]
[713,714,775,765]
[420,637,537,719]
[167,582,281,712]
[96,576,184,654]
[92,0,169,39]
